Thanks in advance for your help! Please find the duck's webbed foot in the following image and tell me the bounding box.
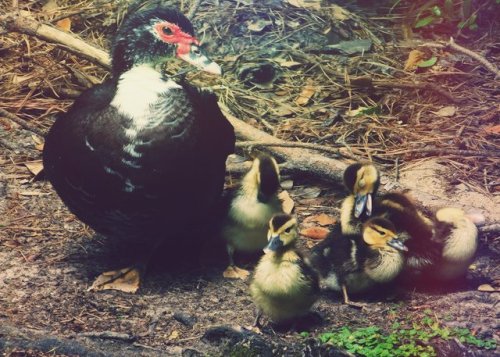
[223,265,250,280]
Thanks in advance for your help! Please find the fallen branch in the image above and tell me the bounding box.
[373,80,456,103]
[236,140,357,159]
[480,224,500,234]
[448,37,499,78]
[1,11,111,69]
[220,102,348,183]
[79,331,136,342]
[0,108,45,137]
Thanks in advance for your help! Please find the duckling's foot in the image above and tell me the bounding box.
[88,266,141,293]
[223,265,250,280]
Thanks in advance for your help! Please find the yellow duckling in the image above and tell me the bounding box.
[432,207,478,280]
[309,217,407,307]
[340,162,380,234]
[222,153,282,279]
[250,214,319,325]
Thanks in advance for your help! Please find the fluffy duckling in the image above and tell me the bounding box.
[340,162,380,234]
[221,153,282,279]
[340,162,439,274]
[431,207,478,280]
[309,217,407,307]
[250,214,319,325]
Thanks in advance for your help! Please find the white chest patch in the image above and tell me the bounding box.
[111,64,181,136]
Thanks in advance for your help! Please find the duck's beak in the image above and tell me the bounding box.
[264,235,283,253]
[388,238,408,252]
[354,193,373,218]
[177,44,222,75]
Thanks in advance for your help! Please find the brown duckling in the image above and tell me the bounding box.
[221,153,282,279]
[309,217,407,307]
[250,214,319,325]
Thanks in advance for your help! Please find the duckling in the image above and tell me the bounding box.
[340,162,439,274]
[309,217,407,307]
[431,207,478,280]
[340,162,380,234]
[250,214,319,325]
[221,153,282,279]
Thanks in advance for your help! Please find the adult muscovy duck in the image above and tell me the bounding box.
[43,6,235,292]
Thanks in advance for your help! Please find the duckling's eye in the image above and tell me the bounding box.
[162,26,173,35]
[284,226,293,233]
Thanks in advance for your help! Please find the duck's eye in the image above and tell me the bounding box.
[162,26,173,35]
[284,226,292,233]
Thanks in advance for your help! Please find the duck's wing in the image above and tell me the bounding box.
[180,81,235,158]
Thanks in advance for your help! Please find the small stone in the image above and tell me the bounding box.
[173,311,197,328]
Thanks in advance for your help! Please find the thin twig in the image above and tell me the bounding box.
[79,331,136,342]
[388,147,500,157]
[479,224,500,234]
[374,80,456,103]
[0,108,45,137]
[186,0,202,19]
[448,37,499,78]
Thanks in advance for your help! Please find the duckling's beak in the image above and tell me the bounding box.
[177,44,222,75]
[354,193,373,218]
[388,238,408,252]
[264,235,283,253]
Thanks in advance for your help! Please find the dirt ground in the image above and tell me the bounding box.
[1,0,499,356]
[1,134,498,356]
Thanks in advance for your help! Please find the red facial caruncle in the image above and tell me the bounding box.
[154,21,200,56]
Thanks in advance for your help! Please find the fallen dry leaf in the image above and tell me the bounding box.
[404,49,425,71]
[279,190,295,214]
[285,0,321,10]
[31,135,44,151]
[432,106,457,117]
[168,330,180,340]
[24,160,44,176]
[88,268,140,293]
[294,80,316,106]
[477,284,497,292]
[303,213,336,226]
[483,124,500,135]
[56,17,72,32]
[300,226,329,240]
[280,179,294,190]
[329,4,350,21]
[42,0,58,14]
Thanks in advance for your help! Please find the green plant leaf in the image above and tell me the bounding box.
[431,5,441,16]
[417,57,437,68]
[415,15,436,28]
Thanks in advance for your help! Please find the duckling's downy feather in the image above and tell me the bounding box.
[251,249,318,322]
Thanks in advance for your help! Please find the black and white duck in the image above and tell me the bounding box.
[43,6,235,292]
[309,218,407,307]
[221,153,282,279]
[250,214,319,325]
